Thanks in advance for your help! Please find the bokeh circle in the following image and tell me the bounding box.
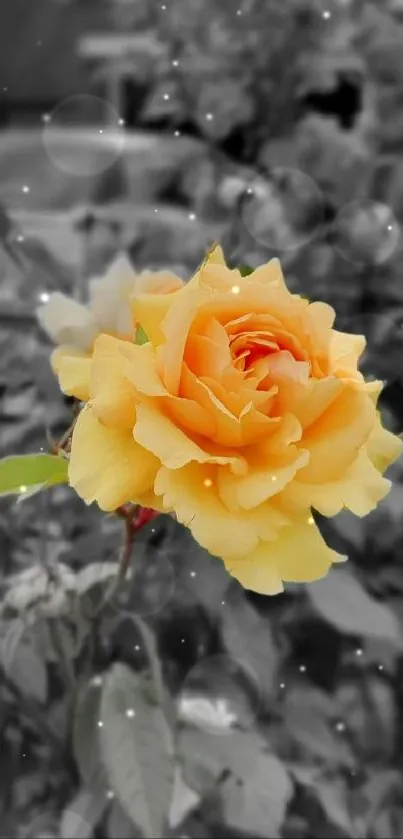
[43,95,125,177]
[242,167,324,252]
[333,200,400,267]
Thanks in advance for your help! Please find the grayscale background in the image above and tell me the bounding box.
[1,1,403,837]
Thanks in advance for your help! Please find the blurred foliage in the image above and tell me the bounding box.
[2,0,403,837]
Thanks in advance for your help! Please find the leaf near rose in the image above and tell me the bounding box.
[0,453,69,499]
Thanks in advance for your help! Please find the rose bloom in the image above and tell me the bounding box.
[54,246,402,594]
[37,254,183,400]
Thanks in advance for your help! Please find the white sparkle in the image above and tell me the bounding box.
[118,118,125,126]
[154,208,159,213]
[335,721,346,732]
[22,185,30,194]
[42,113,51,123]
[299,665,306,673]
[99,129,103,134]
[387,224,393,231]
[161,3,167,8]
[174,130,181,137]
[125,708,136,718]
[188,213,197,221]
[323,10,331,19]
[221,600,226,606]
[39,291,50,303]
[280,682,286,689]
[308,516,314,525]
[271,476,277,482]
[355,648,363,657]
[17,235,25,243]
[20,485,27,493]
[97,720,104,728]
[204,478,213,488]
[246,187,254,195]
[236,9,242,15]
[172,59,179,67]
[134,644,141,651]
[378,664,384,671]
[163,93,170,101]
[190,571,197,578]
[231,285,241,294]
[205,112,214,121]
[106,790,115,800]
[181,638,185,643]
[91,675,103,687]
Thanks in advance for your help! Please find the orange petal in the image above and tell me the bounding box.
[133,399,245,471]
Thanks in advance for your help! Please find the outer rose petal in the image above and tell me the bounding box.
[154,463,260,560]
[51,347,92,401]
[278,448,392,518]
[37,293,98,351]
[367,411,403,473]
[89,255,138,337]
[131,289,184,346]
[69,406,159,512]
[90,335,137,429]
[223,518,345,595]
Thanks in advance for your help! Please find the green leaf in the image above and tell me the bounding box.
[222,753,292,839]
[99,663,174,838]
[307,567,403,648]
[239,265,254,276]
[136,325,149,345]
[0,454,68,498]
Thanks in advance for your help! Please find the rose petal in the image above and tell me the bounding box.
[69,405,159,511]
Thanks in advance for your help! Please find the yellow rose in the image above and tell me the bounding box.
[60,246,402,594]
[37,254,183,401]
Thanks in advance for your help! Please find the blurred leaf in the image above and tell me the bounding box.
[0,453,68,498]
[361,770,403,834]
[307,567,403,647]
[107,799,143,839]
[60,789,108,839]
[76,562,119,594]
[100,663,174,838]
[284,686,354,768]
[314,777,356,837]
[220,585,278,701]
[195,80,254,140]
[73,678,109,789]
[5,640,47,703]
[168,767,200,829]
[129,615,176,729]
[222,752,292,839]
[179,725,264,794]
[239,265,254,276]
